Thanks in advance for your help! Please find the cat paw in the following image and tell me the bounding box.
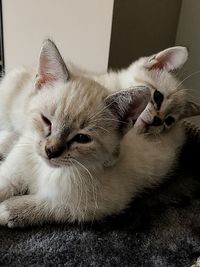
[0,203,10,226]
[191,257,200,267]
[0,202,22,228]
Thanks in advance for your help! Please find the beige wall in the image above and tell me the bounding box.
[2,0,114,72]
[176,0,200,125]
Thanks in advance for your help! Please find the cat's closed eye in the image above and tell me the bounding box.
[164,116,175,126]
[41,114,51,136]
[41,114,51,126]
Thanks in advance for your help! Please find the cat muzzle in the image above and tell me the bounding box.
[45,144,66,159]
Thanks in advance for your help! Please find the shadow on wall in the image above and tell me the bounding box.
[108,0,182,69]
[176,0,200,126]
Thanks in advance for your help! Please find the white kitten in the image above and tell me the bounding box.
[70,46,200,135]
[0,40,198,228]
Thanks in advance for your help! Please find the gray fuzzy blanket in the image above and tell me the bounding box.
[0,122,199,267]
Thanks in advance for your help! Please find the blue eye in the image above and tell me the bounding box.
[73,134,92,144]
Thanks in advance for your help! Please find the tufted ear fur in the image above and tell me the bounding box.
[146,46,188,72]
[35,39,69,89]
[180,101,200,119]
[105,86,151,135]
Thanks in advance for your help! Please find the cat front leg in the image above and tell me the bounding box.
[0,131,19,162]
[0,135,33,202]
[0,180,16,202]
[0,195,66,228]
[0,167,28,202]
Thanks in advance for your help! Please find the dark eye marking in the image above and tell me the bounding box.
[41,114,52,136]
[153,90,164,110]
[164,116,175,126]
[151,116,162,126]
[72,134,92,144]
[41,114,51,126]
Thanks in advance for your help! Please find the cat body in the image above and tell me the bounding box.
[0,40,198,227]
[0,83,181,225]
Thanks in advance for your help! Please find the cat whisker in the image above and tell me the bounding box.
[76,169,85,217]
[94,126,110,133]
[185,93,200,104]
[178,88,200,103]
[91,129,100,137]
[71,158,98,219]
[88,98,117,121]
[91,118,129,125]
[175,64,189,80]
[70,159,89,217]
[71,161,85,217]
[175,70,200,91]
[70,165,81,218]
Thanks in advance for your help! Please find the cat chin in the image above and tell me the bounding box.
[136,123,165,136]
[144,125,165,136]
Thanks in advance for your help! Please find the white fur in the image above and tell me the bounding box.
[0,66,185,226]
[0,204,9,226]
[0,42,191,227]
[0,122,184,224]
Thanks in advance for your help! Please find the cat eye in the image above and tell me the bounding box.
[164,116,175,126]
[41,114,51,127]
[41,114,52,136]
[153,90,164,107]
[73,134,92,144]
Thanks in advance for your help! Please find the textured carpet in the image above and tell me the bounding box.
[0,121,199,267]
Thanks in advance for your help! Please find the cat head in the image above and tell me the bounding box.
[130,47,200,135]
[29,39,150,170]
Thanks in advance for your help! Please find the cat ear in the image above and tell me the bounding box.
[146,46,188,72]
[105,86,151,135]
[35,39,69,89]
[181,101,200,119]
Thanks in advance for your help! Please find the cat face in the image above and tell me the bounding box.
[29,40,150,169]
[132,47,200,135]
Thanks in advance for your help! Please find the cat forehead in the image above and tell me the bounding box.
[36,78,108,122]
[137,70,186,114]
[38,77,106,100]
[133,65,180,97]
[148,71,179,95]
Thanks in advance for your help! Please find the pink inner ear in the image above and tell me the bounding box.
[148,47,187,72]
[36,73,57,89]
[36,75,57,89]
[149,60,165,70]
[149,51,173,71]
[36,57,58,89]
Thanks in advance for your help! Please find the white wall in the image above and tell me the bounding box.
[2,0,114,72]
[176,0,200,124]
